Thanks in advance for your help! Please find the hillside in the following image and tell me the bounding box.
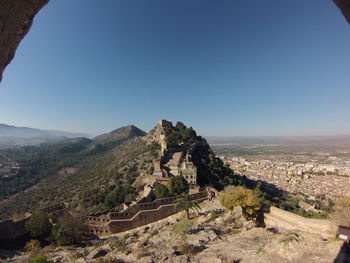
[0,125,150,219]
[93,125,146,142]
[5,199,344,263]
[0,120,235,220]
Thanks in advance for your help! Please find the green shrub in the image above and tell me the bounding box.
[24,239,40,252]
[104,185,135,207]
[52,215,86,245]
[173,219,194,236]
[210,209,218,219]
[167,176,189,195]
[25,211,52,240]
[154,183,170,199]
[28,255,53,263]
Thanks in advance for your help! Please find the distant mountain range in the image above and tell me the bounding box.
[0,123,90,149]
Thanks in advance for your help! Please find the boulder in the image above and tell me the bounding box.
[233,206,243,219]
[186,228,219,246]
[138,256,155,263]
[242,220,256,231]
[87,248,108,259]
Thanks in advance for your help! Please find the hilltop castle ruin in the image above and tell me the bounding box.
[145,120,198,185]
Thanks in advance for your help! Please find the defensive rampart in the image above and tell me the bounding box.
[85,191,208,236]
[0,202,68,243]
[265,206,332,238]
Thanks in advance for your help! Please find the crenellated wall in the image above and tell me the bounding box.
[84,191,208,236]
[0,202,68,242]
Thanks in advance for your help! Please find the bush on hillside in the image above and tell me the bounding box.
[173,219,194,236]
[28,255,53,263]
[165,122,197,147]
[167,176,189,195]
[28,256,53,263]
[153,183,170,199]
[104,185,136,207]
[52,215,86,246]
[25,211,52,240]
[219,186,262,220]
[25,239,40,252]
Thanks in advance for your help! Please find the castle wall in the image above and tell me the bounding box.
[0,202,68,242]
[0,218,27,240]
[265,206,332,238]
[85,191,208,236]
[0,192,208,239]
[108,204,177,233]
[41,202,66,214]
[108,196,178,220]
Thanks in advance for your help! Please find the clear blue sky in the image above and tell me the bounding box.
[0,0,349,136]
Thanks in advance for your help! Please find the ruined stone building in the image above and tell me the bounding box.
[144,120,198,185]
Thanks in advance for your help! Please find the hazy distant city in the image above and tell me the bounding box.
[210,136,350,200]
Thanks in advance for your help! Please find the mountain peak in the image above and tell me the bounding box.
[93,125,146,142]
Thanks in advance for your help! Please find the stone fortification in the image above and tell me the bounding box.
[0,202,68,244]
[84,191,208,237]
[0,218,27,241]
[144,120,172,156]
[144,120,198,185]
[265,206,332,238]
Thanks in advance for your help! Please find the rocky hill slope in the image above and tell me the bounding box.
[0,120,233,219]
[144,120,233,188]
[3,199,344,263]
[0,124,152,219]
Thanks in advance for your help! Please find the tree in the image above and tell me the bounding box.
[104,185,135,207]
[175,121,187,132]
[167,176,189,195]
[176,193,201,219]
[25,211,52,239]
[52,214,86,246]
[219,186,262,220]
[166,132,182,147]
[154,183,170,199]
[182,127,196,141]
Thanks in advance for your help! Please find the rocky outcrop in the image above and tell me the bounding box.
[334,0,350,24]
[5,200,343,263]
[144,120,233,187]
[0,0,49,82]
[144,120,172,155]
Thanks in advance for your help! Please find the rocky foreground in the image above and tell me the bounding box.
[1,199,344,263]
